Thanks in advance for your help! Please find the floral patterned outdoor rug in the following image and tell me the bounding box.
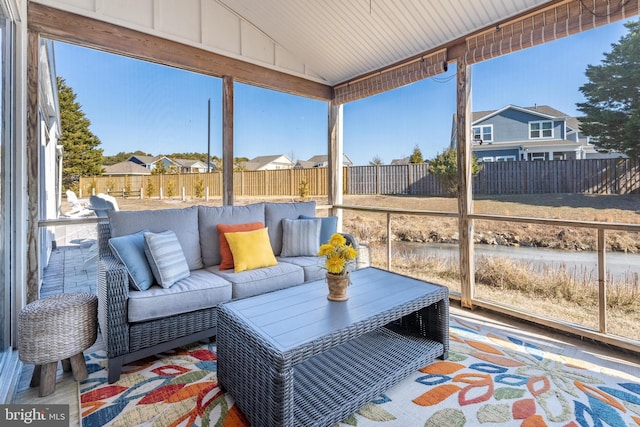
[79,314,640,426]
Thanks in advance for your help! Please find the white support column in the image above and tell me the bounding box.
[328,101,344,229]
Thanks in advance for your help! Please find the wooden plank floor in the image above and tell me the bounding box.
[13,224,98,426]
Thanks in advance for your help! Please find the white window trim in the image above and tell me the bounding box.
[529,120,554,139]
[472,125,493,143]
[495,155,516,162]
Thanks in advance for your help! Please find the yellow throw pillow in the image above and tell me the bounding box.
[223,227,278,273]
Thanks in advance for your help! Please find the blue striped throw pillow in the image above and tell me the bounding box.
[143,230,190,288]
[280,218,321,257]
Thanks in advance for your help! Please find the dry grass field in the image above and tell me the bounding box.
[70,193,640,342]
[340,193,640,252]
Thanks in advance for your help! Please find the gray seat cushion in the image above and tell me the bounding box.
[108,206,203,271]
[209,263,304,299]
[198,203,265,267]
[278,256,326,282]
[127,269,232,322]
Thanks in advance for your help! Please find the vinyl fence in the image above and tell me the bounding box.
[80,158,640,198]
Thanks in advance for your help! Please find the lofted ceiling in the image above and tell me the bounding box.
[217,0,551,85]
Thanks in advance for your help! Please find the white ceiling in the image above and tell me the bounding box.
[217,0,551,85]
[33,0,553,87]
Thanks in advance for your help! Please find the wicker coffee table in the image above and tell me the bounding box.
[217,267,449,427]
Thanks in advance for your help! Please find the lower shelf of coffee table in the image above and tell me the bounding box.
[290,327,444,427]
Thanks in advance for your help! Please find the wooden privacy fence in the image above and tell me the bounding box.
[348,158,640,195]
[79,168,332,199]
[232,168,332,196]
[80,158,640,198]
[474,158,640,194]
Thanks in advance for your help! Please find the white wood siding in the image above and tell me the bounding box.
[32,0,324,83]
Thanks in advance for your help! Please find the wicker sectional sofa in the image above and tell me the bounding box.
[97,201,354,383]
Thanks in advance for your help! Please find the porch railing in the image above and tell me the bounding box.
[335,204,640,354]
[40,208,640,353]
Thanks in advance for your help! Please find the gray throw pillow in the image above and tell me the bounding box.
[280,218,321,257]
[143,230,190,288]
[108,230,154,291]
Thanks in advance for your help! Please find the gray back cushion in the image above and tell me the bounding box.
[108,206,203,270]
[265,201,316,255]
[198,203,265,267]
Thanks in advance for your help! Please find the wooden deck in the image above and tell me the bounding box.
[14,237,99,425]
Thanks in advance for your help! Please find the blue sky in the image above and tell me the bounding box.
[53,18,635,166]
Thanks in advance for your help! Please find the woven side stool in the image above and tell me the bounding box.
[18,293,98,397]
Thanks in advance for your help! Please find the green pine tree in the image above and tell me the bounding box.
[577,20,640,157]
[409,145,424,164]
[428,148,482,196]
[57,76,103,190]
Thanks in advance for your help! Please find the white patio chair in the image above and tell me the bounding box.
[88,193,119,218]
[64,190,93,217]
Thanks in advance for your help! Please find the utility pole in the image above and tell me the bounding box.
[207,98,211,173]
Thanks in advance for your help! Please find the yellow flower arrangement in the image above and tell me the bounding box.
[318,233,358,276]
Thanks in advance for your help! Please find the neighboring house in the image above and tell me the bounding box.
[113,156,215,174]
[172,158,211,173]
[127,154,157,168]
[390,157,410,165]
[294,154,354,168]
[294,160,315,169]
[128,155,179,171]
[243,155,294,170]
[456,105,620,162]
[102,161,151,176]
[150,156,179,171]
